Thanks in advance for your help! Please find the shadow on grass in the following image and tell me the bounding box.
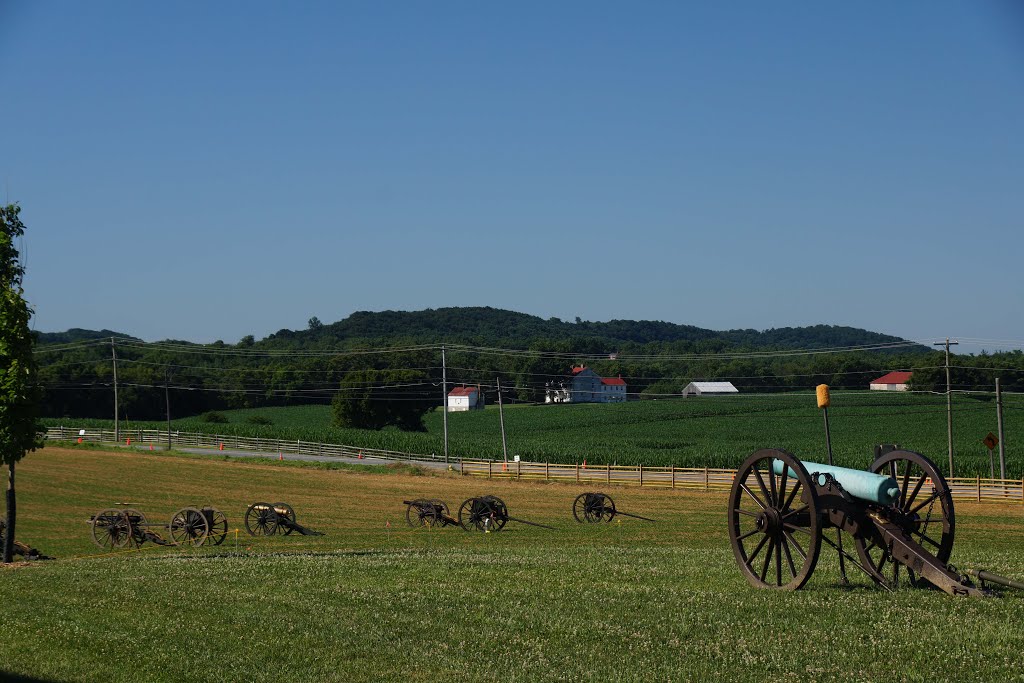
[0,672,61,682]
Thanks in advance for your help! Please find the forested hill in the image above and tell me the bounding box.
[269,307,926,352]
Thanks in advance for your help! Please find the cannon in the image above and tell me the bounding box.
[0,519,53,560]
[404,499,460,528]
[244,502,323,536]
[457,495,556,532]
[726,448,1020,596]
[89,505,228,550]
[572,492,656,524]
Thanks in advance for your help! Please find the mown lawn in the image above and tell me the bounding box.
[2,446,1023,682]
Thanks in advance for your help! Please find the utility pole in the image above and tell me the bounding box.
[996,377,1006,480]
[165,367,172,451]
[441,345,448,464]
[497,377,508,467]
[933,338,958,477]
[111,338,119,444]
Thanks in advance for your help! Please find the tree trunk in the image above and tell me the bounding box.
[3,461,14,563]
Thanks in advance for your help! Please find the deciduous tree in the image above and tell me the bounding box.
[0,204,44,563]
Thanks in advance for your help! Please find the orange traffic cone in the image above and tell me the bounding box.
[219,443,224,451]
[149,444,153,451]
[126,438,131,445]
[358,450,364,459]
[77,437,83,444]
[582,459,587,469]
[279,452,283,461]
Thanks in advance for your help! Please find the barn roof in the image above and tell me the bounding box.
[871,371,913,385]
[601,377,626,386]
[448,386,477,396]
[686,382,738,393]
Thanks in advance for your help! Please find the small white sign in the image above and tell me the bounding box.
[79,429,86,436]
[513,455,520,462]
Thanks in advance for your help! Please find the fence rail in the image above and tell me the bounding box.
[45,427,1024,504]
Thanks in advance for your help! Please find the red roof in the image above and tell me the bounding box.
[871,371,912,385]
[601,377,626,386]
[448,387,477,396]
[571,366,586,374]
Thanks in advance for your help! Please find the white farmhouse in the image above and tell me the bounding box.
[869,372,912,391]
[682,381,739,397]
[447,386,484,412]
[545,366,627,404]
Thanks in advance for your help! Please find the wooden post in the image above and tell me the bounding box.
[639,463,643,487]
[671,465,675,490]
[977,475,981,502]
[704,467,709,490]
[607,463,611,484]
[576,462,580,483]
[545,461,549,481]
[488,461,492,479]
[517,459,521,480]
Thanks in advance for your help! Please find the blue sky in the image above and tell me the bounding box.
[2,2,1022,351]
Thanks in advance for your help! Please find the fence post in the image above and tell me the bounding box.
[671,465,675,490]
[517,459,521,480]
[488,461,492,479]
[639,463,643,487]
[576,462,580,483]
[545,461,549,482]
[607,463,611,485]
[704,467,709,491]
[977,476,981,502]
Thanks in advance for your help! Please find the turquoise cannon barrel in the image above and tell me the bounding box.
[772,459,901,506]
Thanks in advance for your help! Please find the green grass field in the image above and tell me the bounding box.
[2,445,1024,682]
[45,391,1024,477]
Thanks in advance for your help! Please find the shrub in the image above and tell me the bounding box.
[200,411,229,424]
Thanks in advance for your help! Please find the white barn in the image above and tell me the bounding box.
[682,381,739,397]
[869,372,912,391]
[447,386,484,412]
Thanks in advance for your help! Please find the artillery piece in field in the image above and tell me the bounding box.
[89,505,228,550]
[457,495,556,533]
[404,499,460,528]
[727,448,1019,597]
[244,502,323,537]
[572,492,656,524]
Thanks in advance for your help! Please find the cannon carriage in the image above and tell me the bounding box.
[457,495,555,532]
[404,499,460,528]
[244,502,322,536]
[572,492,655,524]
[727,448,990,596]
[89,505,228,550]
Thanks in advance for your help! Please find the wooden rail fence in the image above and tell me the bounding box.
[46,427,1024,504]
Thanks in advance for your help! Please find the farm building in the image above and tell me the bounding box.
[545,366,627,404]
[447,386,485,412]
[682,381,739,397]
[869,372,912,391]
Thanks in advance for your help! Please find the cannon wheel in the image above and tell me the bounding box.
[482,495,508,531]
[458,497,496,532]
[91,508,133,550]
[272,502,297,536]
[573,492,616,523]
[728,449,822,590]
[854,450,955,590]
[123,508,149,548]
[205,508,229,546]
[245,502,279,537]
[169,507,210,547]
[405,500,440,528]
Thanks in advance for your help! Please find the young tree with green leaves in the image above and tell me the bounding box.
[1,204,44,563]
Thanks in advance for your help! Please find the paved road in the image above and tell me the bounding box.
[146,445,459,471]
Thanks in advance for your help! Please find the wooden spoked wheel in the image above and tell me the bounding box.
[272,502,296,536]
[458,497,496,532]
[205,508,229,546]
[728,449,822,590]
[119,509,148,548]
[91,508,133,550]
[169,507,210,547]
[245,502,279,537]
[481,495,508,531]
[854,450,955,590]
[573,493,616,523]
